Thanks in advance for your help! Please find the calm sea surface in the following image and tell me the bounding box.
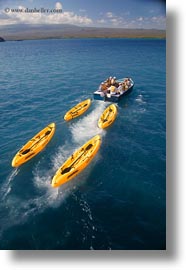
[0,38,166,250]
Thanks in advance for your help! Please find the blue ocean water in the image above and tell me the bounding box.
[0,38,166,250]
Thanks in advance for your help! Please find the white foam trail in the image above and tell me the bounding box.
[31,141,87,210]
[70,101,107,144]
[1,168,20,200]
[51,142,75,171]
[136,94,146,104]
[0,101,106,235]
[7,168,19,185]
[34,101,106,205]
[0,151,71,236]
[75,193,99,249]
[33,166,59,207]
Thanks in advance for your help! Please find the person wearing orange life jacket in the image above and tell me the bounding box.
[105,76,112,86]
[111,76,116,86]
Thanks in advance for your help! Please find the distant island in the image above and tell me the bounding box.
[0,37,5,42]
[0,24,166,41]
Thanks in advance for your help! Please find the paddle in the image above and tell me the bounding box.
[61,143,93,174]
[21,130,51,155]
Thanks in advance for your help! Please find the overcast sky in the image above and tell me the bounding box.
[0,0,166,29]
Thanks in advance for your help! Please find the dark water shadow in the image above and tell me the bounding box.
[7,11,177,263]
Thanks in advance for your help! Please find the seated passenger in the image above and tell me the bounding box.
[111,76,116,85]
[104,81,110,88]
[102,83,108,91]
[115,81,119,88]
[117,83,124,94]
[123,78,131,91]
[98,82,104,91]
[108,85,116,95]
[125,85,129,90]
[126,78,131,87]
[106,76,112,86]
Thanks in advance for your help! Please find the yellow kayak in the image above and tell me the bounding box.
[51,135,101,188]
[12,123,56,167]
[64,99,91,121]
[98,104,117,129]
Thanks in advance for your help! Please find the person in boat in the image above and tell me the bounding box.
[103,83,108,91]
[98,82,105,92]
[106,76,112,87]
[117,82,124,94]
[123,83,128,91]
[108,85,116,95]
[123,78,131,91]
[126,78,131,87]
[111,76,116,86]
[103,80,109,88]
[99,82,108,97]
[112,76,120,88]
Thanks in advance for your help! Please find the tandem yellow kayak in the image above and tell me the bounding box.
[98,104,117,129]
[12,123,56,167]
[51,135,101,188]
[64,99,91,121]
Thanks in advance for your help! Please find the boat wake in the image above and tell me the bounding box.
[74,193,98,250]
[135,94,146,104]
[0,101,106,237]
[70,101,107,144]
[1,168,20,200]
[30,101,106,216]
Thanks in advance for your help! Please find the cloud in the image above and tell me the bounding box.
[106,12,114,18]
[0,2,92,26]
[104,11,123,26]
[137,17,144,21]
[151,15,166,27]
[55,2,62,10]
[0,2,165,29]
[110,18,118,24]
[99,12,166,29]
[97,19,105,24]
[0,18,18,26]
[110,18,122,26]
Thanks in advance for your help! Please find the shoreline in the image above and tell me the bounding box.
[0,24,166,42]
[2,36,166,42]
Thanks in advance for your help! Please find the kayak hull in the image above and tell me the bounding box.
[98,104,117,129]
[51,135,101,188]
[64,99,91,121]
[12,123,56,167]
